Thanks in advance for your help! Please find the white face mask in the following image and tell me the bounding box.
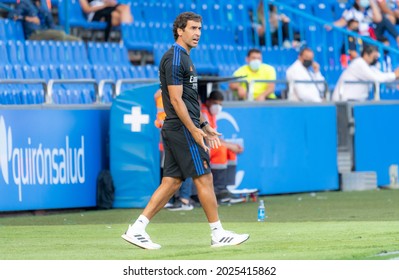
[210,104,222,115]
[359,0,369,8]
[249,59,262,71]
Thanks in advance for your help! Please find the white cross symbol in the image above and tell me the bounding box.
[123,106,150,132]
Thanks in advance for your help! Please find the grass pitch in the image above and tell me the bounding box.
[0,189,398,260]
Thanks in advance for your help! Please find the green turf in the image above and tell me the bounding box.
[0,189,398,260]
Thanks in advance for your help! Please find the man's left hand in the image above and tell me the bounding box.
[202,125,221,149]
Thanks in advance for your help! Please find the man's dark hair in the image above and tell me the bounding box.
[208,90,224,101]
[247,48,261,57]
[173,12,202,41]
[347,19,359,27]
[299,46,313,56]
[361,44,378,56]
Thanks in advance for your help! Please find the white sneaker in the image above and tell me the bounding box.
[211,230,249,248]
[121,227,161,250]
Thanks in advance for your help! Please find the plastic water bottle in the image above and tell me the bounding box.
[257,200,266,222]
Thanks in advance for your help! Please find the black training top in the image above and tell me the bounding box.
[159,43,200,129]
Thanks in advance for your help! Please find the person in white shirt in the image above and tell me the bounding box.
[285,47,326,102]
[332,44,399,101]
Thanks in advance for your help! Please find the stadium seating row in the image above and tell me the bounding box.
[0,39,131,66]
[0,62,159,105]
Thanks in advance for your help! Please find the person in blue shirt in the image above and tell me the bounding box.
[10,0,80,41]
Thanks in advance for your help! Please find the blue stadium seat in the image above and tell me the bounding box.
[104,42,131,66]
[0,40,10,65]
[22,65,45,104]
[58,0,107,31]
[71,41,90,65]
[313,2,334,22]
[149,22,173,45]
[208,2,224,27]
[56,64,95,104]
[144,64,158,79]
[134,65,146,78]
[88,42,130,66]
[6,40,26,65]
[24,40,43,66]
[119,65,134,79]
[40,40,59,65]
[87,42,107,65]
[39,64,60,81]
[333,1,348,20]
[153,43,170,66]
[142,1,163,24]
[3,65,24,104]
[54,41,71,65]
[0,19,24,41]
[121,22,153,52]
[129,1,145,23]
[0,65,8,104]
[190,44,218,75]
[0,19,6,41]
[91,65,114,102]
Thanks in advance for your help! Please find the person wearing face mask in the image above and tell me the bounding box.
[333,0,399,47]
[229,48,276,101]
[200,90,244,203]
[285,47,326,102]
[340,19,364,68]
[332,44,399,101]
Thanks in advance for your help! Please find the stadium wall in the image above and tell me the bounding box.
[0,105,110,211]
[353,102,399,186]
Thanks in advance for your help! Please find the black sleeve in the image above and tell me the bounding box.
[164,51,184,86]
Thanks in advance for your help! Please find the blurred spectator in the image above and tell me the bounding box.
[333,0,381,38]
[332,44,399,101]
[340,19,364,68]
[376,0,399,25]
[229,48,277,101]
[154,89,194,211]
[254,0,299,47]
[79,0,133,41]
[10,0,81,41]
[334,0,399,47]
[285,47,326,102]
[377,36,393,72]
[200,90,244,204]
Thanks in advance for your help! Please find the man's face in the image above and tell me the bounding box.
[299,50,314,63]
[246,52,262,71]
[349,23,359,32]
[178,20,201,49]
[246,52,262,64]
[366,50,380,65]
[207,99,223,116]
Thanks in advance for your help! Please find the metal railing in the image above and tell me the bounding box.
[115,78,159,96]
[47,79,98,104]
[0,79,48,102]
[2,78,399,105]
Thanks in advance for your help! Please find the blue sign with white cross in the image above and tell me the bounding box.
[110,84,160,208]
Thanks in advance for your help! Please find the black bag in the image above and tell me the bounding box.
[96,170,115,209]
